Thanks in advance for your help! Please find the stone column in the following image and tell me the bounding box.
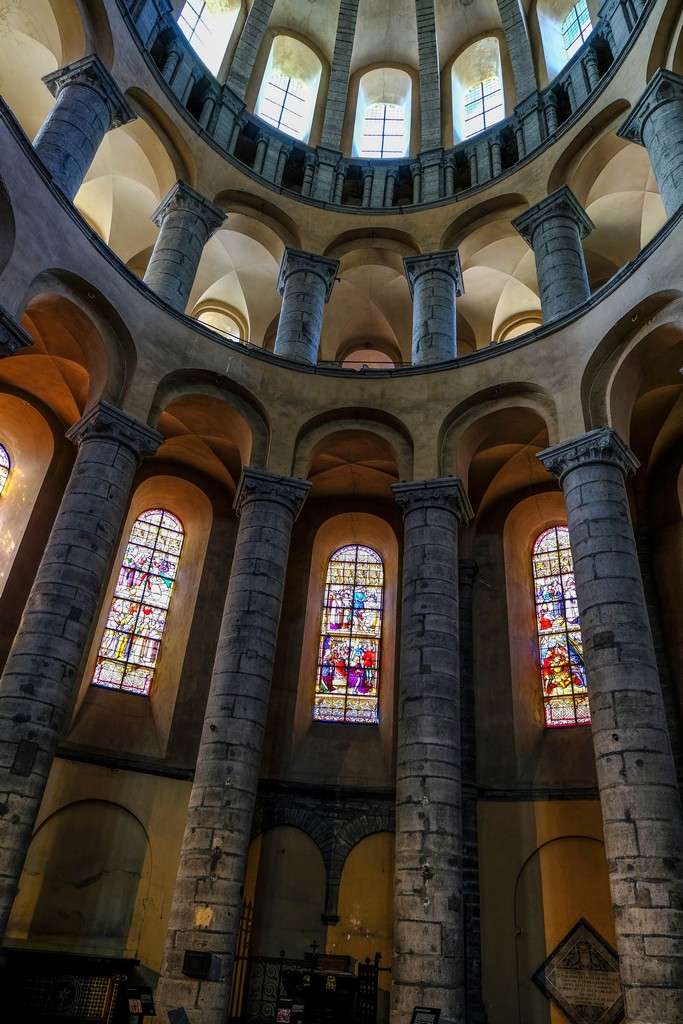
[537,429,683,1024]
[512,185,594,322]
[0,403,161,939]
[459,561,488,1024]
[618,69,683,217]
[155,468,310,1024]
[320,0,360,150]
[273,248,339,364]
[496,0,537,102]
[0,306,34,358]
[143,180,226,313]
[415,0,442,150]
[391,478,473,1024]
[226,0,276,100]
[403,250,463,365]
[33,55,135,201]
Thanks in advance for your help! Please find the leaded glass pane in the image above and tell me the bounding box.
[359,103,407,159]
[259,73,307,138]
[533,525,590,728]
[314,544,383,724]
[0,444,9,495]
[562,0,592,59]
[91,508,184,696]
[464,77,504,139]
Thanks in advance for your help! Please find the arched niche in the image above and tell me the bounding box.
[514,835,614,1024]
[291,513,398,790]
[327,832,394,1023]
[0,394,55,600]
[245,826,327,960]
[67,475,213,760]
[6,800,150,957]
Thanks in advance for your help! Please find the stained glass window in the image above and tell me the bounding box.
[464,77,504,139]
[313,545,383,724]
[532,526,590,728]
[562,0,592,59]
[0,444,10,494]
[90,509,184,696]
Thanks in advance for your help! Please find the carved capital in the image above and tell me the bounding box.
[392,477,473,525]
[537,428,639,485]
[277,248,339,301]
[418,147,444,170]
[42,55,135,130]
[403,250,464,298]
[66,401,163,462]
[0,306,34,358]
[315,146,342,169]
[512,185,594,246]
[234,468,311,521]
[515,91,544,119]
[151,180,226,237]
[618,68,683,145]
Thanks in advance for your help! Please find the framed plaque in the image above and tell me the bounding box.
[533,918,624,1024]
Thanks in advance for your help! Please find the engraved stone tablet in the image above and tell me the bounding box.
[533,918,624,1024]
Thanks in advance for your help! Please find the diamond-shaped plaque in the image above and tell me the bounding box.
[533,918,624,1024]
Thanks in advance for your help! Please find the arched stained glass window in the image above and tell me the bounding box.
[0,444,10,494]
[313,545,383,724]
[562,0,592,59]
[532,525,590,728]
[91,509,185,696]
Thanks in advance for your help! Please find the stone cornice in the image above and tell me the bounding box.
[512,185,595,245]
[234,467,312,520]
[403,250,464,298]
[537,428,640,484]
[277,248,340,300]
[151,179,226,235]
[392,477,473,524]
[42,55,135,130]
[66,401,163,461]
[618,68,683,145]
[0,306,34,358]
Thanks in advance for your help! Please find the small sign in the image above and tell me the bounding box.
[410,1007,441,1024]
[533,918,624,1024]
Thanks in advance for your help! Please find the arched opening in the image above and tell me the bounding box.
[452,38,505,142]
[177,0,240,76]
[353,68,412,159]
[256,35,322,142]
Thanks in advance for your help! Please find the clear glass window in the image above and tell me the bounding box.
[258,72,308,138]
[178,0,232,75]
[359,103,408,159]
[313,545,383,724]
[90,509,185,696]
[464,77,504,139]
[532,525,590,728]
[562,0,593,59]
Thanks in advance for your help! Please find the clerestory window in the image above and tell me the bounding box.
[258,72,308,137]
[562,0,593,59]
[0,443,9,494]
[313,544,384,724]
[358,103,408,159]
[464,76,504,139]
[178,0,237,76]
[532,525,590,728]
[90,509,185,696]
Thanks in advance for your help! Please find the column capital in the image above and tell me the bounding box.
[403,250,464,298]
[234,467,311,519]
[277,247,339,301]
[42,54,135,130]
[0,306,34,358]
[512,185,595,246]
[66,401,163,462]
[392,476,473,524]
[618,68,683,145]
[537,427,640,484]
[151,179,226,236]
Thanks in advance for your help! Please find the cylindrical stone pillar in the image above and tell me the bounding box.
[273,248,339,364]
[143,180,226,313]
[33,54,135,201]
[155,468,311,1024]
[538,428,683,1024]
[0,402,162,939]
[391,477,473,1024]
[512,185,594,322]
[618,69,683,217]
[403,250,464,365]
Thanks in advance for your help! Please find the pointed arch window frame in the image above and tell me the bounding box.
[0,443,10,495]
[90,508,185,696]
[532,524,590,728]
[313,543,384,724]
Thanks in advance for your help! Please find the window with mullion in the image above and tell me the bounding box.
[464,77,503,139]
[259,72,306,137]
[562,0,592,58]
[359,103,406,159]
